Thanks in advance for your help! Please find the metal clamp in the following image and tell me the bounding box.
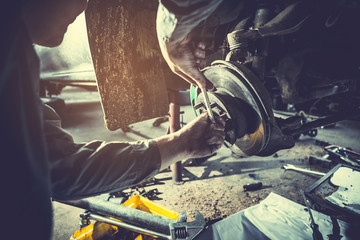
[80,211,91,228]
[169,210,206,240]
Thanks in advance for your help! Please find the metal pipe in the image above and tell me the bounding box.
[252,2,272,81]
[168,90,182,182]
[59,197,175,235]
[89,213,171,239]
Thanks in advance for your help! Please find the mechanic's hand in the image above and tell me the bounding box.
[155,113,225,170]
[161,34,208,89]
[178,113,226,158]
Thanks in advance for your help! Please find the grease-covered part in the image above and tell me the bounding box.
[305,164,360,223]
[85,0,170,131]
[192,61,294,156]
[243,182,263,192]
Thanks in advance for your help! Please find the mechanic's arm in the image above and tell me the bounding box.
[44,105,161,200]
[44,105,224,200]
[156,0,222,88]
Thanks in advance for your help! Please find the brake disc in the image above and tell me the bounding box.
[191,61,293,156]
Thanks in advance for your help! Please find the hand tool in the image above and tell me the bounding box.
[243,182,263,192]
[169,210,206,240]
[302,191,324,240]
[201,88,215,123]
[282,164,326,177]
[325,145,360,167]
[60,196,174,237]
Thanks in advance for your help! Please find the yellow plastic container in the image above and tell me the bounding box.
[122,195,179,221]
[70,221,119,240]
[70,195,178,240]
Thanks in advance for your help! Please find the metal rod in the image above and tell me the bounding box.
[89,213,171,239]
[282,164,326,177]
[59,197,175,235]
[285,112,360,136]
[168,90,182,182]
[201,88,215,123]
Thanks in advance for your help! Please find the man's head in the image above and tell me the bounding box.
[22,0,88,47]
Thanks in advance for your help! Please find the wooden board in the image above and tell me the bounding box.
[85,0,172,131]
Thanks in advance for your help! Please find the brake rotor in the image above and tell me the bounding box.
[191,61,272,156]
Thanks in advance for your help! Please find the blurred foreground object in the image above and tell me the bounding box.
[85,0,172,131]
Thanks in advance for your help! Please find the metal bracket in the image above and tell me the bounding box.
[80,210,91,228]
[194,102,228,119]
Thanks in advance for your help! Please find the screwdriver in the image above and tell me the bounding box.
[201,88,215,123]
[302,191,324,240]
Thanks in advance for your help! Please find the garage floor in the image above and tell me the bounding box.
[50,86,360,240]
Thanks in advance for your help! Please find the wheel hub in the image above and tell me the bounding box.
[191,61,272,156]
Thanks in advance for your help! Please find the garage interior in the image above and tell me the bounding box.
[36,1,360,239]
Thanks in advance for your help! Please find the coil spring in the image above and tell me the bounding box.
[174,227,188,239]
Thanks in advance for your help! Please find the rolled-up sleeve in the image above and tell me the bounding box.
[156,0,222,42]
[44,105,161,200]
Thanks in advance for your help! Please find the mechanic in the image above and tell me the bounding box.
[1,0,224,239]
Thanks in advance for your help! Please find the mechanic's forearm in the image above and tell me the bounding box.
[154,131,189,171]
[49,139,162,200]
[157,0,222,42]
[44,107,162,200]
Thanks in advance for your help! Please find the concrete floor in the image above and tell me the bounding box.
[50,86,360,240]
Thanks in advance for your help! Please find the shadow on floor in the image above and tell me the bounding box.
[153,155,301,184]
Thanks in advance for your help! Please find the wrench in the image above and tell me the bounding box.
[169,210,206,240]
[282,164,326,177]
[201,88,215,124]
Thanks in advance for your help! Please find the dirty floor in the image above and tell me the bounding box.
[50,86,360,240]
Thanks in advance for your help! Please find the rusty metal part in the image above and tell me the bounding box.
[168,90,182,183]
[304,164,360,223]
[64,197,207,239]
[80,211,91,228]
[194,61,294,156]
[251,1,272,81]
[283,111,360,137]
[309,155,333,169]
[302,191,324,240]
[324,145,360,167]
[226,1,311,64]
[255,1,311,37]
[88,213,171,239]
[243,182,263,192]
[309,144,360,169]
[60,196,175,236]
